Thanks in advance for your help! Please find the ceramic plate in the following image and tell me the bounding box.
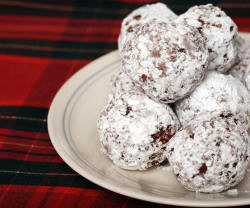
[48,33,250,207]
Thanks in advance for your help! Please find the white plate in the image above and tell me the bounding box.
[48,33,250,207]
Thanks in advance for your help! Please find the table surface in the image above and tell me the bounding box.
[0,0,250,207]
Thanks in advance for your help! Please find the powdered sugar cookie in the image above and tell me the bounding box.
[109,68,142,100]
[177,4,238,72]
[230,36,250,91]
[166,113,249,193]
[175,71,250,128]
[118,2,177,52]
[98,90,180,170]
[122,22,208,103]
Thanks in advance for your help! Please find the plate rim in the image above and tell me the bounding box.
[48,33,250,207]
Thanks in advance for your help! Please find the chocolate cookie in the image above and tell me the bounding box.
[177,4,238,72]
[122,21,208,103]
[118,2,177,52]
[166,114,249,193]
[175,71,250,128]
[230,36,250,91]
[109,68,142,100]
[98,90,180,170]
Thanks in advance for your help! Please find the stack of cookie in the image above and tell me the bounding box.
[98,3,250,193]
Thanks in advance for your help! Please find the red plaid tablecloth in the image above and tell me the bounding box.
[0,0,250,207]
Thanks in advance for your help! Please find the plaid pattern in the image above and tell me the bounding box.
[0,0,249,207]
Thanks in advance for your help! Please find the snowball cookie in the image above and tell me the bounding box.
[175,71,250,128]
[166,114,249,193]
[118,2,177,52]
[235,35,249,54]
[230,36,250,91]
[121,22,208,103]
[97,91,180,170]
[109,68,142,100]
[176,4,238,72]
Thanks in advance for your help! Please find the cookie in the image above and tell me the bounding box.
[122,21,208,103]
[229,36,250,91]
[177,4,238,72]
[118,2,177,52]
[98,90,180,170]
[175,71,250,128]
[166,113,249,193]
[109,68,142,100]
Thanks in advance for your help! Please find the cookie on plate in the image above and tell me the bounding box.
[175,71,250,128]
[122,21,208,103]
[98,90,180,170]
[118,2,177,52]
[177,4,238,72]
[109,68,142,101]
[229,36,250,91]
[166,113,249,193]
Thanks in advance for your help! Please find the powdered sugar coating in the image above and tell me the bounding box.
[177,4,238,72]
[166,114,249,193]
[109,68,142,100]
[122,22,208,103]
[236,35,249,53]
[97,91,180,170]
[118,2,177,52]
[230,36,250,91]
[175,71,250,128]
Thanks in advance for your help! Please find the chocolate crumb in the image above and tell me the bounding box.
[170,56,177,62]
[149,153,157,160]
[232,173,237,179]
[199,163,207,174]
[151,50,161,58]
[140,74,147,82]
[151,126,174,144]
[189,132,194,139]
[159,159,169,166]
[220,98,227,103]
[198,15,205,26]
[125,106,132,116]
[244,155,248,161]
[178,48,186,53]
[233,162,238,167]
[197,27,203,34]
[157,62,167,71]
[234,118,238,124]
[220,113,233,119]
[151,160,159,166]
[216,140,221,147]
[210,121,215,128]
[127,26,133,32]
[226,171,232,178]
[212,23,222,28]
[133,15,141,20]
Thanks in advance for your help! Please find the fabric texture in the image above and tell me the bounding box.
[0,0,249,207]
